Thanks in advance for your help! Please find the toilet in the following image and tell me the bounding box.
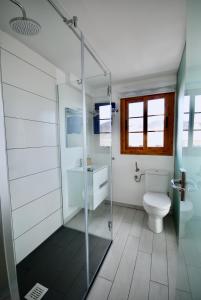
[143,169,171,233]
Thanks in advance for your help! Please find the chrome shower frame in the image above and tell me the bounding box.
[46,0,110,75]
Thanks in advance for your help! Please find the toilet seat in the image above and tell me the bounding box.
[143,192,171,210]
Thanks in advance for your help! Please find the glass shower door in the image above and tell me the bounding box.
[58,33,112,293]
[174,0,201,299]
[84,46,113,283]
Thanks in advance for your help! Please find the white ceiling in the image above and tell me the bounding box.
[0,0,186,86]
[58,0,186,83]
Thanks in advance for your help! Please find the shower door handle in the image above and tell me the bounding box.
[171,169,186,201]
[171,179,185,191]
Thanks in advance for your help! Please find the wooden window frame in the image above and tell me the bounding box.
[120,92,175,155]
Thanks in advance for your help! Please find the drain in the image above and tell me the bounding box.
[24,283,48,300]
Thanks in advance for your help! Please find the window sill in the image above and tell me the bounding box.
[120,148,173,156]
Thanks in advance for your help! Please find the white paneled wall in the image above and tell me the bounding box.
[1,50,56,100]
[10,168,61,210]
[12,189,61,239]
[5,118,58,148]
[14,210,62,263]
[3,84,58,123]
[0,31,63,263]
[7,147,60,180]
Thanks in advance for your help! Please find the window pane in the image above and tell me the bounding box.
[195,95,201,112]
[129,118,143,132]
[148,99,164,115]
[194,113,201,130]
[99,105,111,119]
[129,102,143,117]
[148,116,164,131]
[148,132,164,147]
[100,133,111,147]
[183,113,189,130]
[193,131,201,146]
[182,131,189,147]
[129,133,143,147]
[100,120,111,132]
[184,96,190,113]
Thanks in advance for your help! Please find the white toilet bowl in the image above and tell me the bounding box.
[143,192,171,233]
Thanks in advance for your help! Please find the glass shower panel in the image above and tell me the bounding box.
[175,0,201,299]
[84,47,112,283]
[0,0,89,299]
[57,35,89,299]
[0,0,112,298]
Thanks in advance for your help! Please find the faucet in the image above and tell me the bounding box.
[135,161,140,172]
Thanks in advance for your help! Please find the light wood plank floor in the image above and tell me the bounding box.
[87,205,180,300]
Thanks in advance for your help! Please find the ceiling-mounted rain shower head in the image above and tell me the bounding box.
[9,0,41,35]
[10,17,41,35]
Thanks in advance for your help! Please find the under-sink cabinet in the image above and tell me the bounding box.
[67,165,109,210]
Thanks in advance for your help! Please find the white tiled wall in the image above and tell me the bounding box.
[0,31,63,263]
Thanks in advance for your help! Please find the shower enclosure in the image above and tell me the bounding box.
[0,0,112,299]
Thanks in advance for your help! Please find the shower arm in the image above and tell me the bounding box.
[9,0,27,19]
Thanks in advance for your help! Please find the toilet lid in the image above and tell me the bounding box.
[143,192,171,210]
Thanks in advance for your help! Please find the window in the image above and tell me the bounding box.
[193,95,201,146]
[120,93,175,155]
[182,96,190,147]
[99,104,111,147]
[182,93,201,149]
